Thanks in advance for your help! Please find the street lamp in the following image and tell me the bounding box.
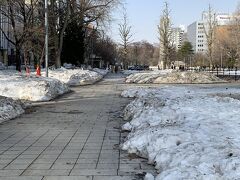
[45,0,49,77]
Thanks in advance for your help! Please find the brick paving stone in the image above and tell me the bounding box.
[70,169,117,176]
[93,176,135,180]
[22,169,71,176]
[0,169,24,176]
[43,176,92,180]
[28,163,52,170]
[0,177,43,180]
[0,74,156,179]
[74,163,97,169]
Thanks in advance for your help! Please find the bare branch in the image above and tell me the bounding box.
[158,1,173,69]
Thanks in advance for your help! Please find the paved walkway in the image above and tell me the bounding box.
[0,73,155,180]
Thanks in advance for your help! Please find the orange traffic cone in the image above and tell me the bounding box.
[36,65,41,76]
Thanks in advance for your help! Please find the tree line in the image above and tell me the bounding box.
[5,1,238,71]
[0,0,120,71]
[158,2,240,69]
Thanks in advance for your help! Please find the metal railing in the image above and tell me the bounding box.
[184,67,240,81]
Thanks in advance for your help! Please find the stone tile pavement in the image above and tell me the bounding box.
[0,73,156,180]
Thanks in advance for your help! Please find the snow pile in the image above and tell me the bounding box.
[122,70,141,75]
[42,68,103,86]
[126,71,224,84]
[144,173,155,180]
[0,62,6,70]
[0,71,69,101]
[92,68,108,76]
[0,96,25,123]
[63,63,75,69]
[122,86,240,179]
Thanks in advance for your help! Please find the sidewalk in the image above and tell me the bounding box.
[0,73,155,180]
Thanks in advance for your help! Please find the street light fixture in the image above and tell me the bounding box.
[45,0,49,77]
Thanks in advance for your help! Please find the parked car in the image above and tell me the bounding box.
[128,65,149,71]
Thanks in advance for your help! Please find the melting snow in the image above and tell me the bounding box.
[0,96,24,123]
[41,68,106,86]
[122,86,240,179]
[0,71,69,101]
[126,71,225,84]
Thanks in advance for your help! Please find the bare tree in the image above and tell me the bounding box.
[49,0,120,67]
[48,0,71,68]
[94,35,117,66]
[118,11,133,69]
[0,0,121,69]
[131,42,140,65]
[193,53,208,67]
[228,3,240,66]
[0,0,42,71]
[151,43,160,66]
[127,41,158,66]
[203,4,217,67]
[158,2,173,69]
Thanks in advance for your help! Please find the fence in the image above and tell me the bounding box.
[185,67,240,81]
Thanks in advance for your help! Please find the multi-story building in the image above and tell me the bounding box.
[0,5,15,65]
[187,21,206,53]
[0,1,41,66]
[187,12,232,54]
[170,27,184,50]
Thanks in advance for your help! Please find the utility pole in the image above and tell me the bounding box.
[45,0,49,77]
[220,51,223,69]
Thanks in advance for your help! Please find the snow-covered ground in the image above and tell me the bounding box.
[41,68,106,86]
[0,68,107,101]
[92,68,109,76]
[122,86,240,179]
[0,62,6,70]
[122,70,143,75]
[0,96,25,123]
[0,71,69,101]
[126,70,225,84]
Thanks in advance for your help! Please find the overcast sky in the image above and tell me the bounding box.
[109,0,239,44]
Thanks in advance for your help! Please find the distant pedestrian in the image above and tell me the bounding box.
[109,65,112,73]
[115,66,118,73]
[113,65,115,73]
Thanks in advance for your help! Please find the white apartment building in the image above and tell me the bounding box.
[187,12,232,54]
[187,21,206,53]
[170,27,184,50]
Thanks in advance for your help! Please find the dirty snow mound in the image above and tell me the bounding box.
[122,86,240,179]
[0,96,25,123]
[42,68,103,86]
[126,71,224,84]
[0,71,69,101]
[0,62,6,70]
[92,68,108,76]
[122,70,140,75]
[144,173,155,180]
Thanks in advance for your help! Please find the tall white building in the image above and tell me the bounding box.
[170,27,184,50]
[187,21,206,53]
[187,12,232,54]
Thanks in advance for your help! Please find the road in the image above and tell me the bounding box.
[0,73,155,180]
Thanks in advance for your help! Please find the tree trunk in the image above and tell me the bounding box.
[80,34,85,65]
[55,50,61,68]
[209,47,213,68]
[15,46,21,72]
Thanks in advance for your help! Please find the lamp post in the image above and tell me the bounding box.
[45,0,49,77]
